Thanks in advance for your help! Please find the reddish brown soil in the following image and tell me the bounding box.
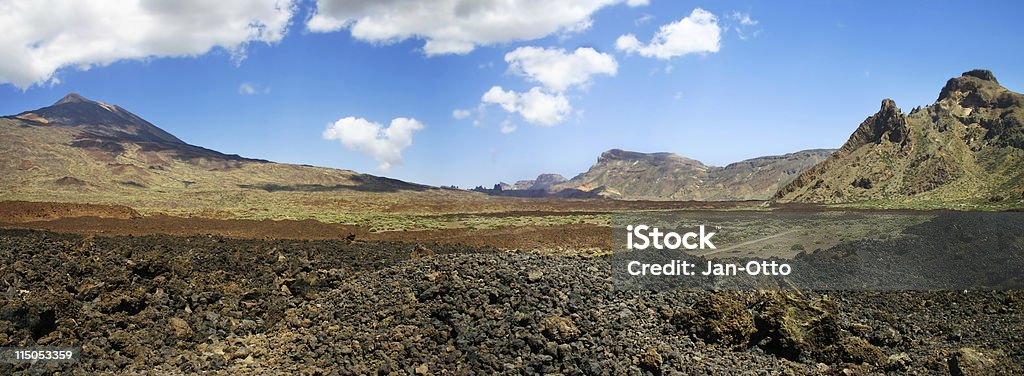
[0,214,365,239]
[0,200,141,222]
[0,201,610,250]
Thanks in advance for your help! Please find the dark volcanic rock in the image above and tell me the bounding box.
[1,217,1022,374]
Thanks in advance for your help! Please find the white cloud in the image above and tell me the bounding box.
[306,0,639,55]
[452,109,471,119]
[615,8,721,59]
[499,120,517,134]
[626,0,650,6]
[239,82,271,95]
[478,46,615,128]
[0,0,297,89]
[504,47,617,92]
[322,116,424,171]
[482,86,570,127]
[482,87,518,113]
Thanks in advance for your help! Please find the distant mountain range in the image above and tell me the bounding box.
[3,69,1022,209]
[775,70,1024,208]
[475,148,834,201]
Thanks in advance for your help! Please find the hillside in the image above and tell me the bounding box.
[0,93,473,219]
[1,93,434,191]
[774,70,1024,209]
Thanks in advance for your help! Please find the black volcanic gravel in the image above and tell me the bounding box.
[1,214,1023,375]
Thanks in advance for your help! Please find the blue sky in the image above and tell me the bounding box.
[1,1,1022,187]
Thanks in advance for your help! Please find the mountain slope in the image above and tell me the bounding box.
[700,149,838,201]
[0,94,432,209]
[493,148,833,201]
[774,70,1024,208]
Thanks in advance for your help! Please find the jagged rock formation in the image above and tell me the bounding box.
[775,70,1024,208]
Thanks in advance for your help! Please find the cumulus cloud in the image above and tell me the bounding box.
[476,46,615,128]
[615,8,721,59]
[322,116,424,171]
[452,109,471,119]
[0,0,297,88]
[482,86,570,127]
[306,0,640,55]
[504,47,617,92]
[239,82,271,95]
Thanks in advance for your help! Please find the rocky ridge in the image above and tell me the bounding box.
[775,69,1024,207]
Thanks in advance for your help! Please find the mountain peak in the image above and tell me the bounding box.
[962,69,998,83]
[839,98,907,153]
[938,69,1006,103]
[879,98,899,113]
[54,93,92,105]
[11,93,186,145]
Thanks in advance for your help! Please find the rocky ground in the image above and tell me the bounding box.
[1,223,1022,375]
